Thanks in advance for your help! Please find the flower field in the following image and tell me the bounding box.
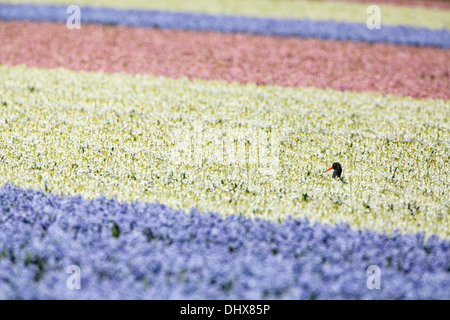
[0,0,449,299]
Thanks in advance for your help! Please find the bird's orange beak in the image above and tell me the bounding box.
[324,166,333,173]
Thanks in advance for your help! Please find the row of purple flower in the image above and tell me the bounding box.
[0,3,449,48]
[0,182,448,299]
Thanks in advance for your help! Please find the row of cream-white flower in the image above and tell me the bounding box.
[0,65,448,237]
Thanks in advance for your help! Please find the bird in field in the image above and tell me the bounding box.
[324,162,347,184]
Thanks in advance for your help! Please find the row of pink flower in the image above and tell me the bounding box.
[326,0,450,9]
[1,21,448,100]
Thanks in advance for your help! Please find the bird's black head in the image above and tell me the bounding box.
[332,162,342,178]
[324,162,343,178]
